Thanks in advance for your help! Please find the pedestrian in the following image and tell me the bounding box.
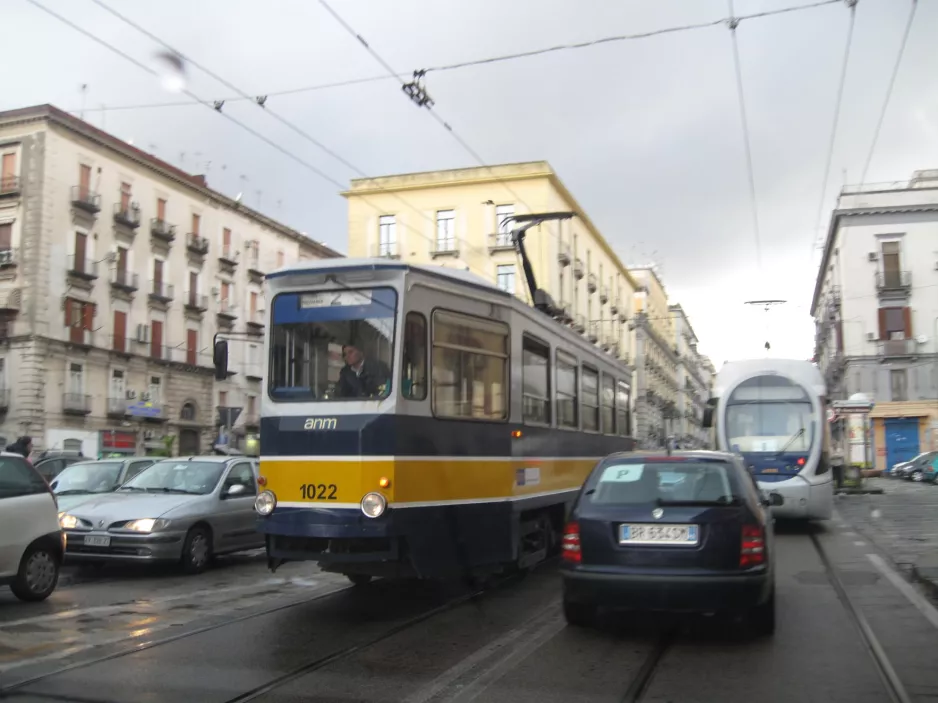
[6,435,33,461]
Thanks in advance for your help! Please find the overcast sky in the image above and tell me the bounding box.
[5,0,936,368]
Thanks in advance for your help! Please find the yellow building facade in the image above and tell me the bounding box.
[344,161,637,366]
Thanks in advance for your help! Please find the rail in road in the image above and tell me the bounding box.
[3,518,938,702]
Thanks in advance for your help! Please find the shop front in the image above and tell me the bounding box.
[98,430,137,459]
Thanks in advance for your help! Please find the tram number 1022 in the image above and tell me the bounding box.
[300,483,338,500]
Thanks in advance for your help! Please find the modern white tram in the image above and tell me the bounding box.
[702,359,833,520]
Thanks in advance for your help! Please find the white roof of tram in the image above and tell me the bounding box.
[712,359,826,399]
[266,258,505,294]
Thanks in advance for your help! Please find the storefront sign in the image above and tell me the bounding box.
[100,430,136,452]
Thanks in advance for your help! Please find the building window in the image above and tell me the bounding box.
[522,336,550,425]
[78,164,91,199]
[73,231,89,273]
[881,240,902,287]
[64,298,93,344]
[1,152,17,191]
[556,351,578,429]
[496,265,516,294]
[110,368,124,401]
[219,390,228,408]
[157,198,167,222]
[180,402,196,421]
[188,271,199,305]
[402,312,427,400]
[495,204,514,244]
[247,395,256,418]
[601,374,615,434]
[0,222,11,252]
[150,319,163,359]
[153,258,165,296]
[68,362,84,396]
[890,369,908,402]
[120,182,131,212]
[191,213,201,235]
[222,227,232,258]
[148,376,162,404]
[431,310,508,420]
[617,381,631,437]
[581,366,600,432]
[378,215,396,257]
[113,310,127,352]
[187,329,198,365]
[220,281,230,303]
[436,210,456,251]
[276,250,284,268]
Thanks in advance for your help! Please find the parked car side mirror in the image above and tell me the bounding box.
[225,483,246,497]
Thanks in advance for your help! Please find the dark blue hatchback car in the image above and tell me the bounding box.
[560,450,781,636]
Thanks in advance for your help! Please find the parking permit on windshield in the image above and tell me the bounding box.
[600,465,644,482]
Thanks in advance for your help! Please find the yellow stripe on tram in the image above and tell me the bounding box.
[260,458,599,506]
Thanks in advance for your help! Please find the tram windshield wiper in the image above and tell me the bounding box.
[775,428,805,457]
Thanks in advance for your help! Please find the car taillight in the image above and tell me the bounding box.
[562,522,581,563]
[740,524,765,568]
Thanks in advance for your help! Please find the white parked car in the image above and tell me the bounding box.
[0,451,65,601]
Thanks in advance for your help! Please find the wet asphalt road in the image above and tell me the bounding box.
[2,513,938,703]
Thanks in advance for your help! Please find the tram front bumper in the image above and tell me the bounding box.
[758,476,833,519]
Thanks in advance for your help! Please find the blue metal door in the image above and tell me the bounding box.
[884,418,920,468]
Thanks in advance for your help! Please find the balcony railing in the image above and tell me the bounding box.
[878,338,916,357]
[432,239,459,257]
[150,344,173,362]
[557,243,571,266]
[573,258,585,279]
[107,397,128,417]
[246,253,266,277]
[218,246,240,265]
[111,334,132,354]
[150,219,176,243]
[187,233,209,255]
[184,292,209,312]
[149,281,174,303]
[609,301,619,315]
[63,392,92,415]
[67,255,98,280]
[0,175,21,197]
[70,186,101,214]
[599,286,609,304]
[572,313,586,333]
[587,273,598,293]
[244,413,261,428]
[875,270,912,292]
[0,248,18,268]
[113,202,141,229]
[0,388,10,412]
[67,329,94,346]
[110,269,139,292]
[245,309,265,328]
[217,300,238,320]
[488,233,514,253]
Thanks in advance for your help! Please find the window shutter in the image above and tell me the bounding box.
[64,297,72,327]
[878,308,887,340]
[903,307,912,338]
[82,303,94,331]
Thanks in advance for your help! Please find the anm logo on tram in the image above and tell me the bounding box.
[303,417,338,430]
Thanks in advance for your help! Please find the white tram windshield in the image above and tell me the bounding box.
[268,287,397,402]
[724,375,814,454]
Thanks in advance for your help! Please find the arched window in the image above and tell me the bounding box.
[180,402,197,422]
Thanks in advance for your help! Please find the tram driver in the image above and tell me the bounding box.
[336,343,391,399]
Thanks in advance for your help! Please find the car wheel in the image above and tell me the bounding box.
[563,598,596,628]
[912,471,924,483]
[749,588,775,637]
[346,574,373,586]
[11,544,60,602]
[180,527,212,574]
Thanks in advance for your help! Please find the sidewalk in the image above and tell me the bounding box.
[833,476,938,598]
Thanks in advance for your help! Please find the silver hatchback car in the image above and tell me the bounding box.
[58,456,262,573]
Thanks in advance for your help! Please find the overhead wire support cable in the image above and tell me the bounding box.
[726,0,764,274]
[859,0,918,185]
[87,0,496,267]
[26,0,498,281]
[808,0,858,269]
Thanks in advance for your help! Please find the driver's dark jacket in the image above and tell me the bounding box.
[336,358,391,398]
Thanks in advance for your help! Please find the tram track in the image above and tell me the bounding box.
[809,531,911,703]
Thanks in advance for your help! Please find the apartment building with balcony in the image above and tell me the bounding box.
[0,104,338,457]
[811,169,938,469]
[628,266,681,448]
[669,304,714,449]
[343,160,637,376]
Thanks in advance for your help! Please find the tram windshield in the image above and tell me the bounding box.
[724,375,814,453]
[268,287,397,402]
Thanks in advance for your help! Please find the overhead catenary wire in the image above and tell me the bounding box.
[87,0,497,268]
[808,0,858,270]
[726,0,764,273]
[23,0,502,292]
[70,0,842,116]
[859,0,919,185]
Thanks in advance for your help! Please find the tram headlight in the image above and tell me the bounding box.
[255,490,277,516]
[361,492,387,519]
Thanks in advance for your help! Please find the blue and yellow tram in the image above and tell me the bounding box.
[214,259,636,582]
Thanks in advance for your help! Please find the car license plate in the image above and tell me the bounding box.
[84,535,111,547]
[619,524,698,546]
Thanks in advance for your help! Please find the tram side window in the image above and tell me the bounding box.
[431,310,508,420]
[402,312,427,400]
[522,336,550,425]
[617,381,631,436]
[556,351,578,429]
[601,374,615,434]
[582,366,600,432]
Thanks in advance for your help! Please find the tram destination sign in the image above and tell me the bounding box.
[300,290,372,308]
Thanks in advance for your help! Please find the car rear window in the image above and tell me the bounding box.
[585,460,738,506]
[0,455,49,499]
